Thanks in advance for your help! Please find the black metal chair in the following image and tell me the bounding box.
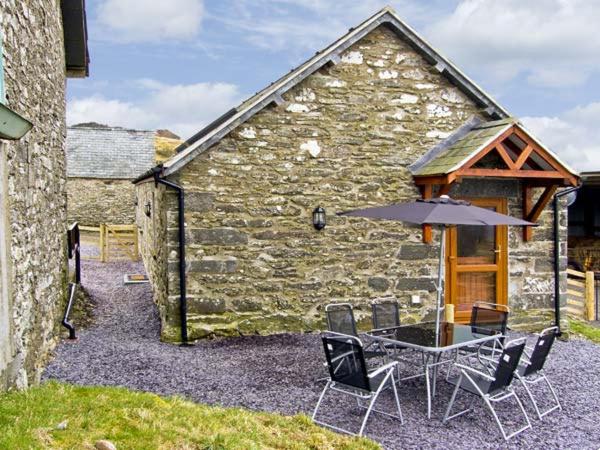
[484,326,562,420]
[371,301,400,330]
[312,332,403,436]
[444,338,532,441]
[325,303,386,361]
[325,303,358,336]
[371,300,412,363]
[457,302,509,361]
[470,302,510,338]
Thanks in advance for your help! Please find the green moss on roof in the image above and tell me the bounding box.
[414,118,516,176]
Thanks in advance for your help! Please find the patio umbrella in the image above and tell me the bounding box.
[339,196,535,340]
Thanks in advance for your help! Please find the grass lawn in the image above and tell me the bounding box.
[0,382,378,449]
[568,319,600,344]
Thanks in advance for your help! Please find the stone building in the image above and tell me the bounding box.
[0,1,89,389]
[134,7,578,343]
[66,124,182,225]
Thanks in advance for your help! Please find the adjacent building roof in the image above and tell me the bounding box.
[137,6,511,182]
[67,125,156,179]
[61,0,90,78]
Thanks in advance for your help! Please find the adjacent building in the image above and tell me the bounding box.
[134,7,578,343]
[568,171,600,271]
[66,124,180,226]
[0,0,89,389]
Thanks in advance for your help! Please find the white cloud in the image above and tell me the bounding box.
[522,102,600,172]
[425,0,600,87]
[212,0,439,53]
[67,80,242,139]
[97,0,204,42]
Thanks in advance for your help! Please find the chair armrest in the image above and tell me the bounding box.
[367,361,398,379]
[454,363,495,382]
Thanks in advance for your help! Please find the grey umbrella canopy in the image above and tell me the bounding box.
[340,196,535,227]
[339,196,535,341]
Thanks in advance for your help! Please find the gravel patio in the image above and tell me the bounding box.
[44,257,600,449]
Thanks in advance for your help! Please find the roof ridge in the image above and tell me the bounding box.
[138,6,512,182]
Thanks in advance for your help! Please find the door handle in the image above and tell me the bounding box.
[495,244,501,261]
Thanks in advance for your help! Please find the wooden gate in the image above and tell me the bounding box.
[104,224,139,262]
[566,268,595,321]
[80,224,139,262]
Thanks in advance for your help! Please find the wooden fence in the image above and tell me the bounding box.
[79,224,139,262]
[566,268,595,321]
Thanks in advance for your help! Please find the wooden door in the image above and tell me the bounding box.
[446,198,508,323]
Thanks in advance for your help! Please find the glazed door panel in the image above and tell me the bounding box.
[446,198,508,323]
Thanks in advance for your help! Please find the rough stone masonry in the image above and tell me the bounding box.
[0,1,70,389]
[136,26,566,342]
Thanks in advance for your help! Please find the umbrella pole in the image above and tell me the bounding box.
[435,225,446,344]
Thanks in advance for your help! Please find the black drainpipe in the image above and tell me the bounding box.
[553,185,581,335]
[153,172,188,345]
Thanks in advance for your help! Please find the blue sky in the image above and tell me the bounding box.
[67,0,600,171]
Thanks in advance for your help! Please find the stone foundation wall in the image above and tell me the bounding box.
[137,25,566,341]
[67,178,135,226]
[0,1,68,389]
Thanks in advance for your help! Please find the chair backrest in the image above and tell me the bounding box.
[488,339,526,393]
[321,333,371,392]
[372,301,400,330]
[470,302,509,337]
[325,303,358,336]
[523,326,558,377]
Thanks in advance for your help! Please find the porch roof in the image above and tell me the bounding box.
[411,117,580,243]
[411,117,578,185]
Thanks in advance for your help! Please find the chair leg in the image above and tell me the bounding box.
[425,357,432,419]
[358,388,380,436]
[312,380,331,421]
[483,395,509,441]
[541,372,562,417]
[519,372,562,420]
[484,391,532,441]
[390,373,404,424]
[443,374,465,422]
[517,374,542,420]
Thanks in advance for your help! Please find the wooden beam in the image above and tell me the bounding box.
[414,175,452,185]
[527,185,558,223]
[420,184,433,244]
[438,183,452,196]
[458,168,566,179]
[496,144,516,169]
[514,144,533,170]
[513,127,579,186]
[461,125,516,170]
[522,184,533,241]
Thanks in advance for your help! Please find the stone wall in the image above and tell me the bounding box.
[137,25,565,341]
[67,178,135,225]
[136,180,172,336]
[0,1,68,389]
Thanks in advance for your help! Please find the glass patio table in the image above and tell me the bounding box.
[367,321,503,418]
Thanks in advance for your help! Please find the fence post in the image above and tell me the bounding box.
[100,224,106,263]
[132,225,139,261]
[585,271,595,321]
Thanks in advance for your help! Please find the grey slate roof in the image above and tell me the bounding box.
[67,125,156,179]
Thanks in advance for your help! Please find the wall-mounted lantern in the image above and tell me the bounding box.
[312,206,326,230]
[144,202,152,217]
